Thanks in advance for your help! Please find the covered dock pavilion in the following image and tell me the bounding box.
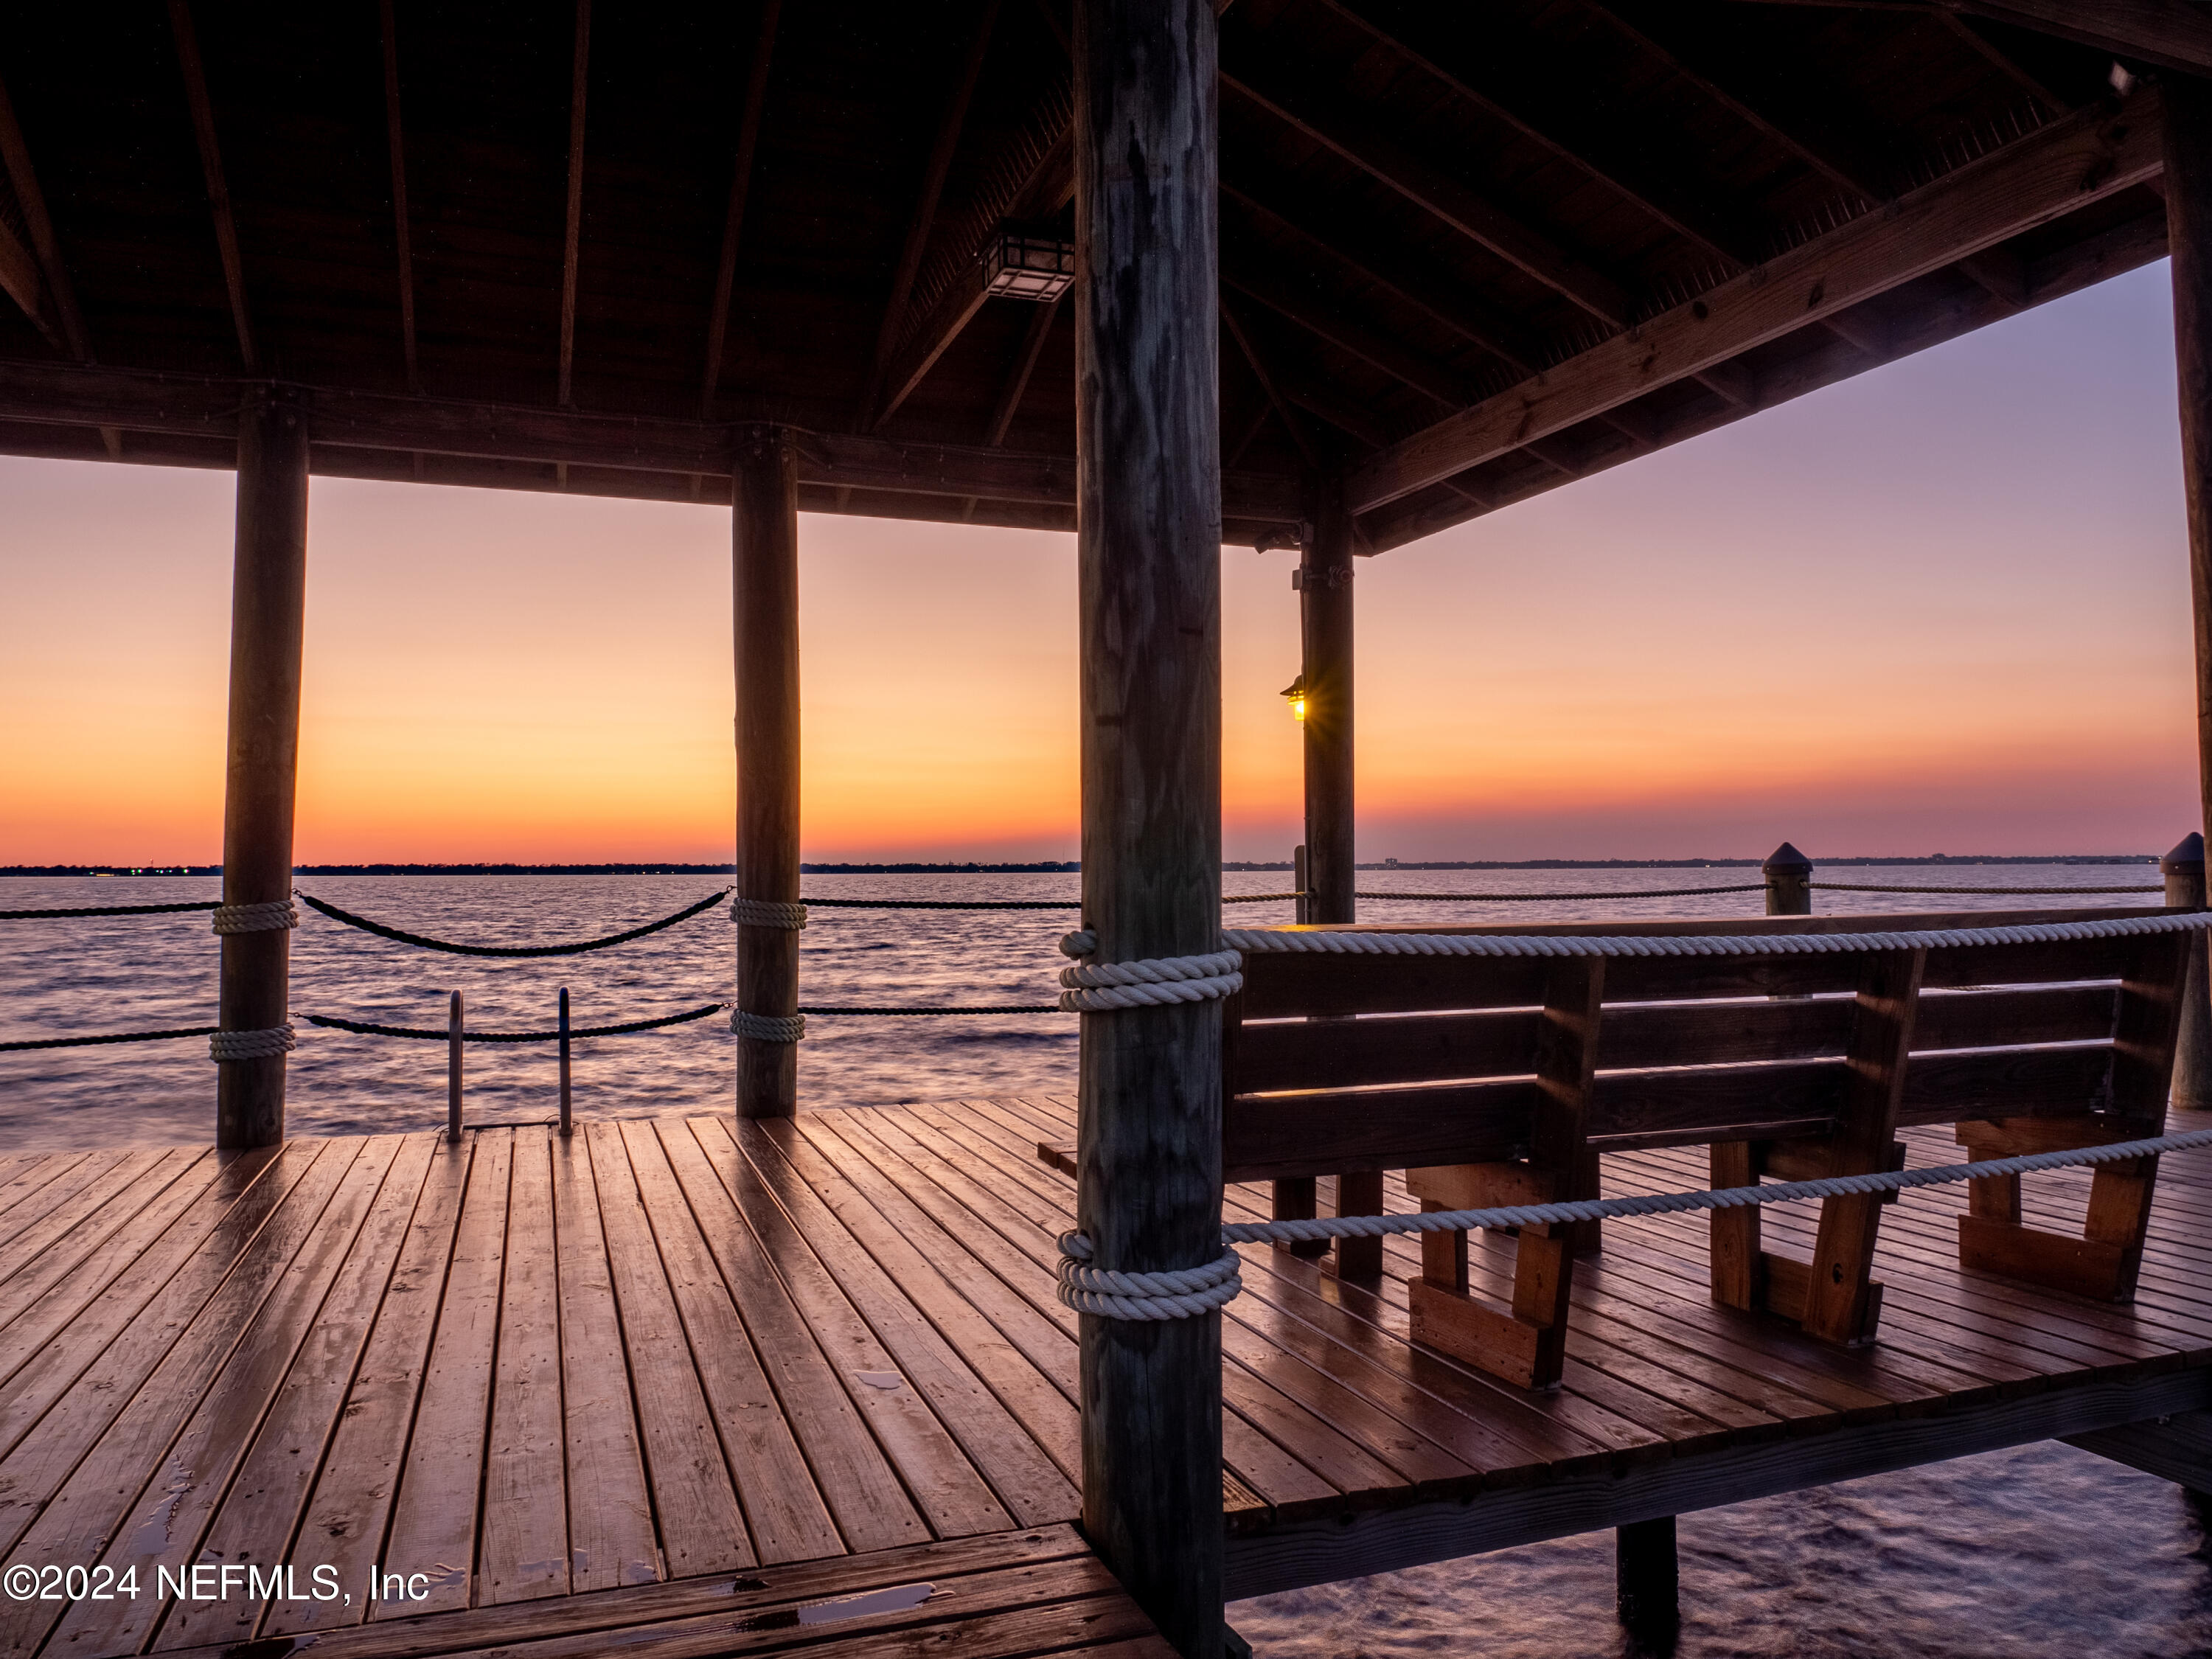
[7,2,2212,1655]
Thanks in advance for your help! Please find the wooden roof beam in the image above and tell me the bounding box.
[0,358,1302,521]
[1220,298,1321,470]
[1346,86,2164,515]
[558,0,590,407]
[0,75,88,361]
[982,292,1060,448]
[378,0,419,394]
[858,0,1001,430]
[166,0,256,373]
[700,0,781,419]
[1220,253,1474,410]
[1219,38,1631,325]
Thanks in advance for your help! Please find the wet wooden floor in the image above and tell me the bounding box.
[1,1100,2208,1655]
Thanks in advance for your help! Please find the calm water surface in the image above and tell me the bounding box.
[1,863,2198,1655]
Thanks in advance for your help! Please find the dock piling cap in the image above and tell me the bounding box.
[1762,841,1812,875]
[2163,832,2205,875]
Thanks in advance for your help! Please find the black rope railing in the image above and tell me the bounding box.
[296,888,732,956]
[0,900,220,919]
[798,1004,1064,1016]
[1,1024,220,1053]
[1356,883,1767,902]
[300,1002,730,1042]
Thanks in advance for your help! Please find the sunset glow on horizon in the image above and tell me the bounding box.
[2,264,2198,867]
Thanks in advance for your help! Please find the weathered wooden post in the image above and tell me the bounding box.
[1071,0,1225,1650]
[2167,79,2212,1113]
[731,424,804,1118]
[2163,833,2208,1108]
[1764,841,1812,916]
[212,385,310,1149]
[1616,1515,1680,1637]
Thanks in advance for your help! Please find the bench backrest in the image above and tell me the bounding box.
[1219,907,2192,1183]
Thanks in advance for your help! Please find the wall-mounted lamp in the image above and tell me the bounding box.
[1280,674,1307,722]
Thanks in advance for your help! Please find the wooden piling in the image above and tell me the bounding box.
[1071,0,1225,1651]
[1615,1514,1680,1635]
[1763,841,1812,917]
[1300,480,1354,928]
[215,385,310,1149]
[733,423,802,1119]
[557,985,573,1134]
[2168,81,2212,959]
[2165,833,2208,1108]
[447,990,463,1142]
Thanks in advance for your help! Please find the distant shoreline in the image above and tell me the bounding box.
[1,853,2162,876]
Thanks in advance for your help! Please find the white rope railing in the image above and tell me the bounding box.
[1052,1126,2212,1319]
[1220,909,2212,959]
[1058,949,1245,1012]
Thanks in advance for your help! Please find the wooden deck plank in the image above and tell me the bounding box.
[549,1127,658,1594]
[616,1117,924,1557]
[827,1109,1304,1515]
[378,1128,515,1617]
[480,1129,571,1605]
[0,1141,332,1563]
[0,1150,114,1267]
[744,1115,1084,1494]
[0,1150,226,1389]
[0,1150,192,1310]
[0,1154,69,1230]
[579,1121,782,1574]
[0,1138,374,1656]
[663,1118,1015,1540]
[716,1118,1075,1525]
[139,1135,441,1652]
[149,1523,1171,1659]
[260,1136,477,1641]
[36,1136,406,1658]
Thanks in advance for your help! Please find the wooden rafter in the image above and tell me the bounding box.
[1220,298,1320,470]
[1731,0,2212,78]
[1932,13,2069,115]
[983,292,1060,448]
[378,0,419,393]
[1345,87,2164,516]
[858,0,1001,431]
[1220,42,1630,325]
[0,77,83,358]
[558,0,590,408]
[1220,252,1472,411]
[700,0,782,419]
[166,0,255,372]
[1306,0,1772,267]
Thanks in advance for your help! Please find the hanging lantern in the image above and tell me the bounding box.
[982,226,1077,302]
[1280,674,1307,722]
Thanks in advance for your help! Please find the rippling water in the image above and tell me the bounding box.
[2,861,2198,1656]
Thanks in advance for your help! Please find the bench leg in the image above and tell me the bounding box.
[1271,1177,1330,1259]
[1708,1143,1760,1311]
[1334,1169,1385,1278]
[1615,1515,1679,1642]
[1957,1122,2159,1301]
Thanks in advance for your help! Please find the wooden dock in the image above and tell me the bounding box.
[1,1099,2210,1656]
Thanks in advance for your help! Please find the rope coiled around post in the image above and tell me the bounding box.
[210,1024,296,1061]
[212,899,299,934]
[1056,1234,1244,1321]
[731,897,809,928]
[1057,949,1244,1011]
[731,1009,807,1043]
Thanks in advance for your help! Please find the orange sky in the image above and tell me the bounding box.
[1,263,2198,865]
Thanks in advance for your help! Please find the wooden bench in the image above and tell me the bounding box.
[1042,908,2194,1392]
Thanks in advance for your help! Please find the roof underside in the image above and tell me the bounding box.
[0,0,2180,552]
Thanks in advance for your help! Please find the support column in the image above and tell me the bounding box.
[1298,479,1354,926]
[2165,832,2209,1107]
[215,386,310,1149]
[1072,1,1224,1652]
[2166,83,2212,1112]
[733,425,802,1119]
[1763,841,1812,917]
